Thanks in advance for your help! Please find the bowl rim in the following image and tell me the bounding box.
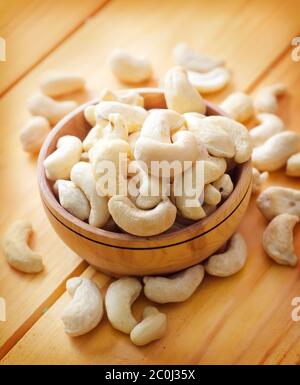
[38,88,252,248]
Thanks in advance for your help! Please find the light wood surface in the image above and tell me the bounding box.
[0,0,300,364]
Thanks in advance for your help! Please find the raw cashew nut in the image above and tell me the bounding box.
[82,120,108,152]
[54,180,90,221]
[109,48,152,84]
[39,71,85,97]
[201,155,227,184]
[204,233,247,277]
[43,135,82,180]
[287,152,300,177]
[143,265,204,303]
[105,277,142,334]
[252,131,300,172]
[212,174,234,199]
[173,42,224,72]
[116,89,144,107]
[263,214,299,266]
[130,307,167,346]
[20,116,50,154]
[108,196,177,236]
[164,66,206,114]
[62,277,103,337]
[254,83,286,114]
[3,220,44,273]
[220,92,254,123]
[256,186,300,220]
[102,113,128,141]
[252,168,269,193]
[84,105,97,126]
[204,184,221,205]
[27,94,78,125]
[249,113,285,147]
[187,67,230,94]
[70,162,110,227]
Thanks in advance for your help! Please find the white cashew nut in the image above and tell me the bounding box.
[27,93,78,125]
[201,155,227,184]
[70,162,110,227]
[249,113,285,147]
[61,277,103,337]
[254,83,286,114]
[116,89,144,107]
[212,174,234,199]
[3,220,44,273]
[43,135,82,180]
[220,92,254,123]
[130,307,167,346]
[102,113,128,141]
[84,105,97,126]
[20,116,50,154]
[204,233,247,277]
[39,71,85,97]
[263,213,299,266]
[109,48,152,84]
[204,184,222,205]
[187,67,230,94]
[252,168,269,193]
[287,152,300,177]
[105,277,142,334]
[82,120,108,152]
[252,131,300,172]
[164,66,206,114]
[143,265,204,303]
[256,186,300,220]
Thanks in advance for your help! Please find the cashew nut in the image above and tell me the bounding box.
[164,66,206,114]
[130,307,167,346]
[252,131,300,172]
[187,67,230,94]
[84,105,96,126]
[212,174,234,199]
[249,113,285,147]
[62,277,103,337]
[254,83,286,114]
[128,131,140,155]
[252,168,269,193]
[143,265,204,303]
[263,214,299,266]
[220,92,254,123]
[108,196,176,236]
[204,233,247,277]
[20,116,50,154]
[3,220,44,273]
[116,89,144,107]
[39,71,85,97]
[204,184,222,205]
[70,162,110,227]
[109,48,152,84]
[43,135,82,180]
[201,155,227,184]
[54,180,90,221]
[82,120,108,152]
[173,42,224,72]
[256,186,300,220]
[287,152,300,177]
[27,94,78,125]
[105,277,142,334]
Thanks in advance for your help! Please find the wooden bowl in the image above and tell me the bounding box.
[38,88,252,277]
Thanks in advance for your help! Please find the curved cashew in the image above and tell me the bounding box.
[287,152,300,177]
[187,67,230,94]
[61,277,103,337]
[252,168,269,193]
[256,186,300,220]
[263,214,299,266]
[109,48,152,84]
[205,233,247,277]
[252,131,300,172]
[105,277,142,334]
[95,101,148,133]
[143,265,204,303]
[164,66,206,114]
[43,135,82,181]
[249,113,285,147]
[54,180,90,221]
[84,105,96,126]
[82,120,108,152]
[220,92,254,123]
[70,162,110,227]
[254,83,286,114]
[102,113,128,141]
[3,220,44,273]
[212,174,234,199]
[20,116,50,154]
[204,184,221,205]
[108,196,176,236]
[173,42,224,72]
[130,307,167,346]
[27,94,78,125]
[202,155,227,184]
[39,71,85,97]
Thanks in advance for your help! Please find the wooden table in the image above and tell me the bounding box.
[0,0,300,365]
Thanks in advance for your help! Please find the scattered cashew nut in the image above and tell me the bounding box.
[286,152,300,177]
[39,71,85,97]
[220,92,254,123]
[249,113,285,147]
[20,116,50,154]
[187,67,230,94]
[254,83,286,114]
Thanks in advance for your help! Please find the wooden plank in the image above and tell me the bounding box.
[1,0,300,363]
[0,0,109,95]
